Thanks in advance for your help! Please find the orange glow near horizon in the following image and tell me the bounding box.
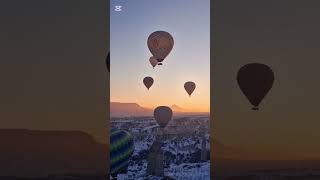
[110,62,210,113]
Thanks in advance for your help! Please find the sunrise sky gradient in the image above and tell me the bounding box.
[110,0,210,112]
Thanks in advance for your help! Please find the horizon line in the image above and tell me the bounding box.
[110,101,210,113]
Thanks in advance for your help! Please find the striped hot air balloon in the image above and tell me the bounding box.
[110,129,134,177]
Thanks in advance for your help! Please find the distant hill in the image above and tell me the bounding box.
[0,129,107,177]
[110,102,209,117]
[171,104,189,112]
[110,102,152,117]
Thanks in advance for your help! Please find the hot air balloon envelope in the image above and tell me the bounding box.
[143,76,154,90]
[110,129,134,176]
[106,52,110,72]
[237,63,274,110]
[154,106,173,128]
[149,56,158,68]
[184,81,196,96]
[147,31,174,64]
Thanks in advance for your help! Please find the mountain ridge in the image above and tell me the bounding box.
[0,129,107,177]
[110,102,208,117]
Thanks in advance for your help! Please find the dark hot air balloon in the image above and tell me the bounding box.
[154,106,173,128]
[110,129,134,178]
[147,31,174,65]
[149,56,158,68]
[184,81,196,97]
[143,76,154,90]
[106,52,110,72]
[237,63,274,110]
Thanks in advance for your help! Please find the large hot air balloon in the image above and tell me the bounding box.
[154,106,173,128]
[237,63,274,110]
[106,52,110,72]
[110,129,134,178]
[149,56,158,68]
[184,81,196,97]
[143,76,154,90]
[147,31,174,65]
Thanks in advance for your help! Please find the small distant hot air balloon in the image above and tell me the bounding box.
[147,31,174,65]
[110,129,134,178]
[143,76,154,90]
[106,52,110,72]
[149,56,158,68]
[184,81,196,97]
[154,106,173,128]
[237,63,274,110]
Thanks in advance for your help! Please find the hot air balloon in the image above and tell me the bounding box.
[154,106,173,128]
[106,52,110,72]
[149,56,158,68]
[110,129,134,178]
[184,81,196,97]
[147,31,174,65]
[143,76,154,90]
[237,63,274,110]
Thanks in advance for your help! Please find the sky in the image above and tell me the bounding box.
[0,0,109,143]
[212,0,320,160]
[110,0,210,112]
